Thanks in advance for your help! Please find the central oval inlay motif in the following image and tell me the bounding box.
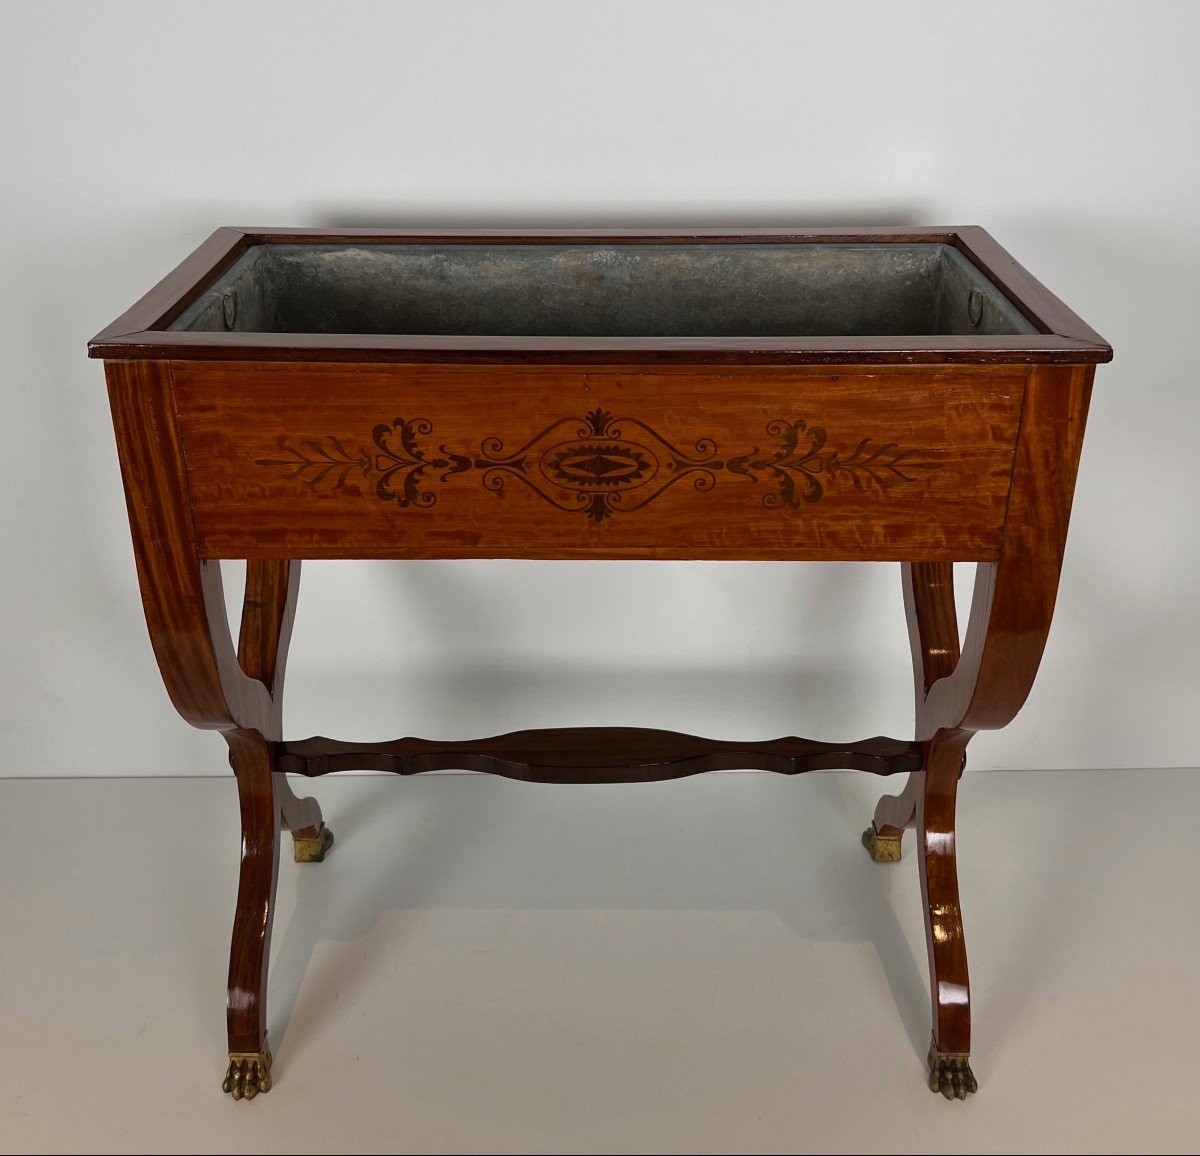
[539,440,659,491]
[256,407,942,522]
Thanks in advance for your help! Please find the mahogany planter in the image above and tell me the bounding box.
[90,226,1110,1100]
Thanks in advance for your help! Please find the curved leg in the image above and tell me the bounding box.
[223,730,280,1100]
[236,559,334,864]
[105,363,345,1099]
[861,366,1094,1098]
[919,729,976,1099]
[863,561,961,862]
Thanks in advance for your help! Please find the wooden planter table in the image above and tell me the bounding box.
[89,227,1110,1100]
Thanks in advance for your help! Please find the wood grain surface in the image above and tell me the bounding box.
[96,228,1105,1096]
[172,361,1026,561]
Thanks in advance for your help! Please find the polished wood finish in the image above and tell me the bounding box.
[172,362,1024,561]
[95,228,1107,1101]
[953,227,1105,349]
[106,360,329,1073]
[91,226,249,345]
[88,227,1111,365]
[277,729,920,783]
[905,561,961,699]
[236,559,297,693]
[870,363,1094,1094]
[225,730,279,1059]
[235,558,327,841]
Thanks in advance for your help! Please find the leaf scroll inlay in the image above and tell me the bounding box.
[256,408,942,520]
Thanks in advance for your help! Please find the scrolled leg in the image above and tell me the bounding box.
[225,731,280,1099]
[107,366,335,1098]
[238,560,335,866]
[865,559,979,1093]
[918,729,975,1097]
[863,560,961,865]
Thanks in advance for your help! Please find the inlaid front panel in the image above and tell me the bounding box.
[171,362,1026,561]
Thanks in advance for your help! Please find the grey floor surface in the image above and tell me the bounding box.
[0,769,1197,1154]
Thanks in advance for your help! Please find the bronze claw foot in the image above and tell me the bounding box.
[292,823,334,863]
[861,822,902,862]
[927,1040,977,1100]
[222,1043,273,1101]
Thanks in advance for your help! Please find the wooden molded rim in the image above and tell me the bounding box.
[88,226,1112,365]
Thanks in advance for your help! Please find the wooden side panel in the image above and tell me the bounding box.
[171,362,1026,561]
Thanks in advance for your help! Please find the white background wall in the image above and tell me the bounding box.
[1,0,1197,777]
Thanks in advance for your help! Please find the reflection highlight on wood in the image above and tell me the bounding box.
[95,227,1107,1101]
[277,729,921,783]
[864,364,1095,1096]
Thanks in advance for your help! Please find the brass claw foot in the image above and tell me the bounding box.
[927,1040,978,1100]
[861,822,902,863]
[293,823,334,863]
[222,1043,272,1101]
